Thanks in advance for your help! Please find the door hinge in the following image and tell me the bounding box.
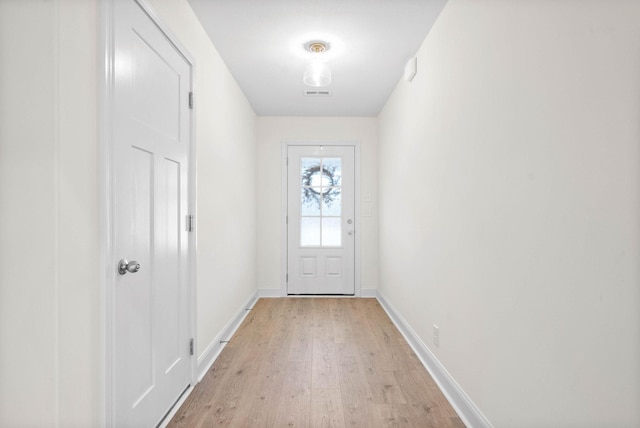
[189,338,194,356]
[188,91,194,109]
[187,214,194,232]
[286,273,288,282]
[286,215,288,225]
[286,157,289,166]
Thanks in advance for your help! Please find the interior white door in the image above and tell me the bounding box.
[287,145,355,295]
[112,1,191,426]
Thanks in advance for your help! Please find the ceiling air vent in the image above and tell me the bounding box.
[304,89,332,97]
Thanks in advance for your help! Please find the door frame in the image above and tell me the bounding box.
[281,141,361,297]
[99,0,198,425]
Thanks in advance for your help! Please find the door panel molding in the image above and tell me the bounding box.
[281,141,361,297]
[100,0,197,426]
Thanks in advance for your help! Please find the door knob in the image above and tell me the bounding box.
[118,259,141,275]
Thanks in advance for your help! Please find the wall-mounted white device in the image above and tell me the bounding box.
[404,57,417,82]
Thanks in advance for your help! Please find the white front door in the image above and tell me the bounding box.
[287,145,355,295]
[111,1,192,426]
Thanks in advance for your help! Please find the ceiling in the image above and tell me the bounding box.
[187,0,447,117]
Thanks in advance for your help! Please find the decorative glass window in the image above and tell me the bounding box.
[300,157,342,247]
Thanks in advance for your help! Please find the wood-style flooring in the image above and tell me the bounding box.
[168,298,465,427]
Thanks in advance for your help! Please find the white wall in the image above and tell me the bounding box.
[148,0,258,366]
[0,0,257,426]
[57,1,101,424]
[378,0,640,426]
[0,1,58,425]
[0,0,100,426]
[257,117,378,292]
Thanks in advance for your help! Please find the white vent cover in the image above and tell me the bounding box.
[304,89,332,97]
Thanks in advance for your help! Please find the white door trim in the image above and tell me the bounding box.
[99,0,198,425]
[281,141,361,297]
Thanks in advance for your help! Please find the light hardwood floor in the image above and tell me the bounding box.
[168,298,465,427]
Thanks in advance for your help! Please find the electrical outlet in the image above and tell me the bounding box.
[433,324,440,348]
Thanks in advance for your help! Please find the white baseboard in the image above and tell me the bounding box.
[360,288,377,297]
[376,291,492,428]
[257,288,282,298]
[196,291,259,381]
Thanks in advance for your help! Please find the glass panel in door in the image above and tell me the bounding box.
[300,157,342,247]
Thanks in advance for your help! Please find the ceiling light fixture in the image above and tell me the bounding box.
[303,41,331,87]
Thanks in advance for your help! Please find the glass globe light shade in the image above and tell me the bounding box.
[303,57,331,87]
